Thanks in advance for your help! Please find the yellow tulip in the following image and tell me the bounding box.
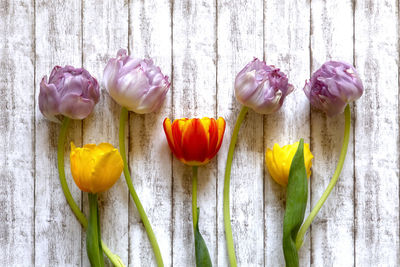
[266,142,313,186]
[70,142,123,193]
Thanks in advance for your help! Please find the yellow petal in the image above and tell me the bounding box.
[304,143,314,178]
[216,117,226,148]
[163,118,175,149]
[70,142,123,193]
[70,142,96,192]
[91,148,123,193]
[265,141,314,187]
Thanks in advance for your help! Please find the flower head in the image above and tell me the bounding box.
[235,58,294,114]
[103,49,170,114]
[70,142,123,193]
[163,117,226,166]
[266,142,313,186]
[39,66,100,122]
[304,61,363,116]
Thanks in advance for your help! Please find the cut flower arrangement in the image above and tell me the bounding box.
[39,47,363,266]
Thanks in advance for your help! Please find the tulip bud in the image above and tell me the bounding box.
[163,117,226,166]
[234,58,294,114]
[39,66,100,122]
[304,61,363,116]
[103,49,170,114]
[266,142,313,187]
[70,142,123,193]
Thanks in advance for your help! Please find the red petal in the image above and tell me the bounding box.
[182,119,209,162]
[171,118,186,160]
[207,118,218,157]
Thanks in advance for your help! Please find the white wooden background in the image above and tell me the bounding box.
[1,0,399,266]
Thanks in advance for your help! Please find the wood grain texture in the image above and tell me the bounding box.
[0,0,35,265]
[172,0,218,265]
[2,0,400,266]
[34,0,83,265]
[264,1,311,266]
[128,0,172,266]
[309,1,355,266]
[354,0,399,266]
[82,0,129,266]
[216,0,264,266]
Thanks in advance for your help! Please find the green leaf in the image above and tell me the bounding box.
[282,139,308,267]
[194,208,212,267]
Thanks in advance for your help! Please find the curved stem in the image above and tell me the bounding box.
[295,104,351,250]
[119,107,164,267]
[223,106,249,267]
[100,241,126,267]
[58,117,125,267]
[58,117,87,227]
[192,166,198,230]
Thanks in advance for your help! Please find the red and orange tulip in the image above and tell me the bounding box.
[163,117,226,166]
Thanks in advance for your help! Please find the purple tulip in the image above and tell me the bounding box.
[304,61,363,116]
[234,58,294,114]
[103,49,170,114]
[39,66,100,122]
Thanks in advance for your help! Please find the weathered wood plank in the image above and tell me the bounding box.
[128,0,172,266]
[1,1,399,266]
[172,0,217,265]
[309,1,355,266]
[216,0,264,266]
[82,0,129,266]
[263,1,311,266]
[354,0,399,266]
[34,0,83,265]
[0,0,35,265]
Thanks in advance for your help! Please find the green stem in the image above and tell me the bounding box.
[58,117,87,227]
[119,107,164,267]
[295,104,351,250]
[57,117,125,267]
[223,106,249,267]
[192,166,198,230]
[87,193,105,267]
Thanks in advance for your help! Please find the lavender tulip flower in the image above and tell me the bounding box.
[104,49,170,265]
[296,61,364,253]
[39,66,100,122]
[304,61,363,116]
[235,58,294,114]
[103,49,170,114]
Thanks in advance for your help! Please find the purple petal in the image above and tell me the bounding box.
[39,76,61,122]
[58,93,95,120]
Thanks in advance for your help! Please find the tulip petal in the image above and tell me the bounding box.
[181,119,209,163]
[163,118,181,159]
[103,50,170,114]
[103,58,122,90]
[39,65,100,121]
[235,59,293,115]
[265,142,313,187]
[303,61,363,116]
[206,118,218,156]
[70,142,123,193]
[59,93,95,120]
[136,83,169,114]
[39,77,61,122]
[91,148,123,193]
[163,117,225,166]
[209,117,226,159]
[70,142,96,192]
[171,119,187,161]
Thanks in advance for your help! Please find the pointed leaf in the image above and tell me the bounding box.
[282,139,308,267]
[194,208,212,267]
